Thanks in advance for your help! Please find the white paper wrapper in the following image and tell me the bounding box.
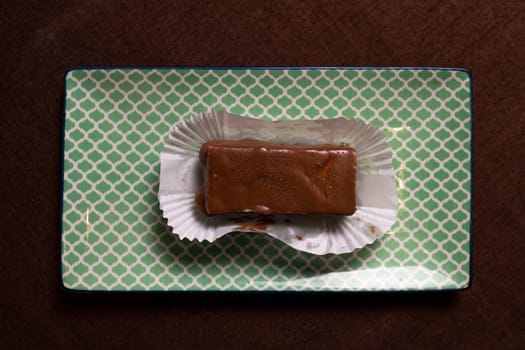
[159,110,398,255]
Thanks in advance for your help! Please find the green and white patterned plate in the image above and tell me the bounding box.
[61,67,472,292]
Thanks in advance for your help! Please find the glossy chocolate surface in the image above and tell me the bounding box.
[199,140,357,215]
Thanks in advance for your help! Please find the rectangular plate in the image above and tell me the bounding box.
[61,67,472,292]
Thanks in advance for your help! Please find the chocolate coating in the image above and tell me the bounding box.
[199,140,357,215]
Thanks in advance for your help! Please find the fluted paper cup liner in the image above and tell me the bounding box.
[159,110,397,255]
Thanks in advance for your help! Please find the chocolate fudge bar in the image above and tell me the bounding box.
[198,140,357,215]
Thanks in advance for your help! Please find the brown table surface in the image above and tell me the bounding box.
[2,1,524,349]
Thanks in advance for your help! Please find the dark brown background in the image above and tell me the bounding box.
[1,0,524,349]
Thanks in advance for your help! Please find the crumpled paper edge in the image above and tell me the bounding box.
[159,110,397,255]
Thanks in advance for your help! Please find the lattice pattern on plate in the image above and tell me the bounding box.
[61,68,471,291]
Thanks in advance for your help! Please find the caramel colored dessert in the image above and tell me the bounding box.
[198,140,357,215]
